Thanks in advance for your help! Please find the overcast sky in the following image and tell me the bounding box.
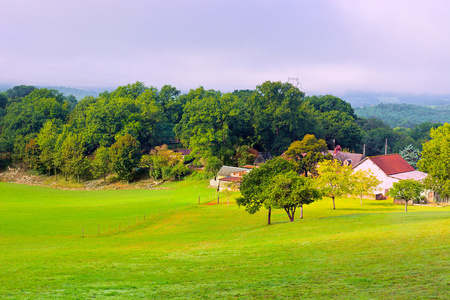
[1,0,450,95]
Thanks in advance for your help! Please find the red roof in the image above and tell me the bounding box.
[369,154,415,175]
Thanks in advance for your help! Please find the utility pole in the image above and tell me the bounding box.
[385,138,388,155]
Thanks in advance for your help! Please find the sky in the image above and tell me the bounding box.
[1,0,450,95]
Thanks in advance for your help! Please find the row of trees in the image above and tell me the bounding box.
[0,81,441,182]
[237,157,383,224]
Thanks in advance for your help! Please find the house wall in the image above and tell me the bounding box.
[353,160,399,195]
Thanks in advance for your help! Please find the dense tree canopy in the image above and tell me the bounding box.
[418,123,450,198]
[0,81,442,185]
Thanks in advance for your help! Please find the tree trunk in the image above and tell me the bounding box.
[332,196,336,209]
[360,195,363,205]
[285,207,296,222]
[300,205,303,219]
[267,207,272,225]
[405,200,408,212]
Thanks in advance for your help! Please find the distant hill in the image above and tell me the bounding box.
[341,91,450,107]
[0,84,110,100]
[354,103,450,128]
[38,86,104,100]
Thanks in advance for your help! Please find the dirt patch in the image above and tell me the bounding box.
[0,165,173,191]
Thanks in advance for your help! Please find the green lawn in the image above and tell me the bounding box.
[0,181,449,299]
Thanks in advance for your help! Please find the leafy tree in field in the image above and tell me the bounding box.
[92,146,111,183]
[110,134,141,183]
[285,134,330,177]
[351,169,381,205]
[316,159,353,210]
[249,81,320,155]
[388,179,423,212]
[399,144,420,169]
[236,157,296,225]
[269,170,321,221]
[418,123,450,198]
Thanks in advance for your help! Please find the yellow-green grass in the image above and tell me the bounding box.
[0,182,449,299]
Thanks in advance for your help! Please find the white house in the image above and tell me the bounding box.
[352,154,427,198]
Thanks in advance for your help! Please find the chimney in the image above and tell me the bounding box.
[363,144,366,157]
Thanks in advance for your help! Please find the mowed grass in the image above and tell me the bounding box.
[0,182,449,299]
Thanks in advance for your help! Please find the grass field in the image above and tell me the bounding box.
[0,181,449,299]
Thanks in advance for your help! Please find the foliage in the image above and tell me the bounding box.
[418,123,450,198]
[306,95,357,119]
[234,145,257,167]
[354,103,450,128]
[174,87,250,164]
[249,81,320,155]
[109,134,141,183]
[204,156,222,177]
[4,85,36,99]
[92,146,111,182]
[269,170,321,221]
[351,169,381,205]
[399,144,420,169]
[285,134,329,176]
[141,144,188,181]
[236,157,296,224]
[319,110,363,151]
[316,159,353,209]
[60,132,90,182]
[388,179,423,212]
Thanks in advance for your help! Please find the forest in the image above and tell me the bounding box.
[354,103,450,128]
[0,81,442,182]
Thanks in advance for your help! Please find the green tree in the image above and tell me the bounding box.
[92,146,111,183]
[269,171,321,221]
[306,95,357,119]
[388,179,423,212]
[60,132,89,182]
[316,159,353,209]
[319,110,363,152]
[351,169,381,205]
[4,85,36,99]
[236,157,296,225]
[23,138,41,170]
[285,134,330,177]
[141,144,186,181]
[249,81,319,155]
[174,88,249,164]
[110,134,141,183]
[399,144,420,169]
[418,123,450,198]
[205,156,223,178]
[36,120,61,175]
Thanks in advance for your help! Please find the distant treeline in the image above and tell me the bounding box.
[0,82,442,182]
[354,103,450,128]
